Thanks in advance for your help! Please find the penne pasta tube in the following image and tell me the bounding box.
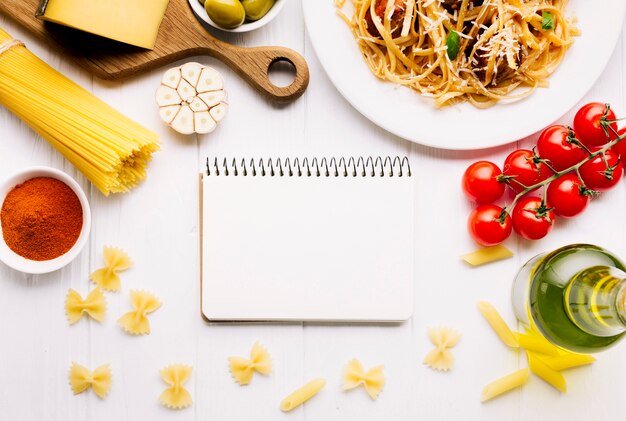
[539,353,596,371]
[527,352,567,393]
[280,378,326,412]
[515,332,560,356]
[462,245,514,266]
[481,369,530,403]
[477,301,519,348]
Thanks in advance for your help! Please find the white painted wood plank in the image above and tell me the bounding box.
[196,2,307,421]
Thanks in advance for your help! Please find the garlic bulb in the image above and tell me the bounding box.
[156,62,228,135]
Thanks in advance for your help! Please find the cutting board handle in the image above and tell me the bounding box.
[215,44,309,103]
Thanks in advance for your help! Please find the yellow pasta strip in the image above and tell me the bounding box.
[527,352,567,393]
[481,369,529,403]
[515,332,560,356]
[280,379,326,412]
[477,302,519,348]
[538,353,596,371]
[462,245,514,266]
[0,29,159,195]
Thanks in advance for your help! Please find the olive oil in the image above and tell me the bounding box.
[512,244,626,353]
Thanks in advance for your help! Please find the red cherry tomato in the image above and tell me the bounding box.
[611,127,626,160]
[467,204,512,246]
[503,149,552,193]
[511,196,555,240]
[574,102,618,147]
[536,125,587,171]
[579,148,623,191]
[546,173,590,218]
[462,161,506,204]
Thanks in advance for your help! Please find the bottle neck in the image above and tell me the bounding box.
[565,266,626,337]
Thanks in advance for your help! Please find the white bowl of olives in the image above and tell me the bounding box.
[190,0,286,32]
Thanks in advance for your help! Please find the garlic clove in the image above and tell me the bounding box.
[209,103,228,123]
[170,105,195,135]
[189,97,209,112]
[180,62,203,87]
[159,105,181,124]
[156,85,182,106]
[196,67,224,93]
[162,67,182,89]
[198,90,226,108]
[194,111,217,134]
[177,79,196,102]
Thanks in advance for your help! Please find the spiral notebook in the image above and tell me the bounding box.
[200,157,415,322]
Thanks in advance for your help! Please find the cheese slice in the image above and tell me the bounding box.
[37,0,170,49]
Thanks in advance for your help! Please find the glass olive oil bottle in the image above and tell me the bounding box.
[512,244,626,353]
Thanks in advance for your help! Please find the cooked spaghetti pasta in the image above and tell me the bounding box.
[336,0,579,108]
[0,29,159,195]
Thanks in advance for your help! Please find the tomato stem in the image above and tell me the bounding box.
[502,105,625,217]
[566,125,592,155]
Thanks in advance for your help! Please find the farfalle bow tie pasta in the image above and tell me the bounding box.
[423,326,462,371]
[342,359,385,400]
[69,362,112,399]
[228,342,273,385]
[159,364,193,409]
[117,290,162,335]
[65,288,106,325]
[90,246,132,292]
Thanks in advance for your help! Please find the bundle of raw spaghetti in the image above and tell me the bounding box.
[0,29,159,195]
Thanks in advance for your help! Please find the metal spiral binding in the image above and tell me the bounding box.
[206,157,411,177]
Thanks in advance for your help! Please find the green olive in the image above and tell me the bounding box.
[242,0,275,21]
[205,0,246,29]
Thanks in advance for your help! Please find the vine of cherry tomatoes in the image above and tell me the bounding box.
[462,102,625,247]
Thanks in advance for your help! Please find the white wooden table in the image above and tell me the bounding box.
[1,2,626,420]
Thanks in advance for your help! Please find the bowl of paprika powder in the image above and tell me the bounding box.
[0,167,91,274]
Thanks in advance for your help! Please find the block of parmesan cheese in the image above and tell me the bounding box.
[36,0,170,49]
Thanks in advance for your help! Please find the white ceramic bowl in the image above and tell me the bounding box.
[0,167,91,274]
[189,0,285,33]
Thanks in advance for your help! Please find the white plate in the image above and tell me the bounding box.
[303,1,626,150]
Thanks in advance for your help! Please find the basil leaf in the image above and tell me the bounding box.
[542,11,554,30]
[446,31,461,60]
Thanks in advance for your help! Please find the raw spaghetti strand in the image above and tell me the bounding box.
[336,0,579,108]
[0,29,159,195]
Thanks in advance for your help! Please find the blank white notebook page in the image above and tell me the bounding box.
[201,158,415,322]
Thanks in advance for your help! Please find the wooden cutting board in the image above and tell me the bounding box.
[0,0,309,102]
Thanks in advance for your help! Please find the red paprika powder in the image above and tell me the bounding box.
[1,177,83,261]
